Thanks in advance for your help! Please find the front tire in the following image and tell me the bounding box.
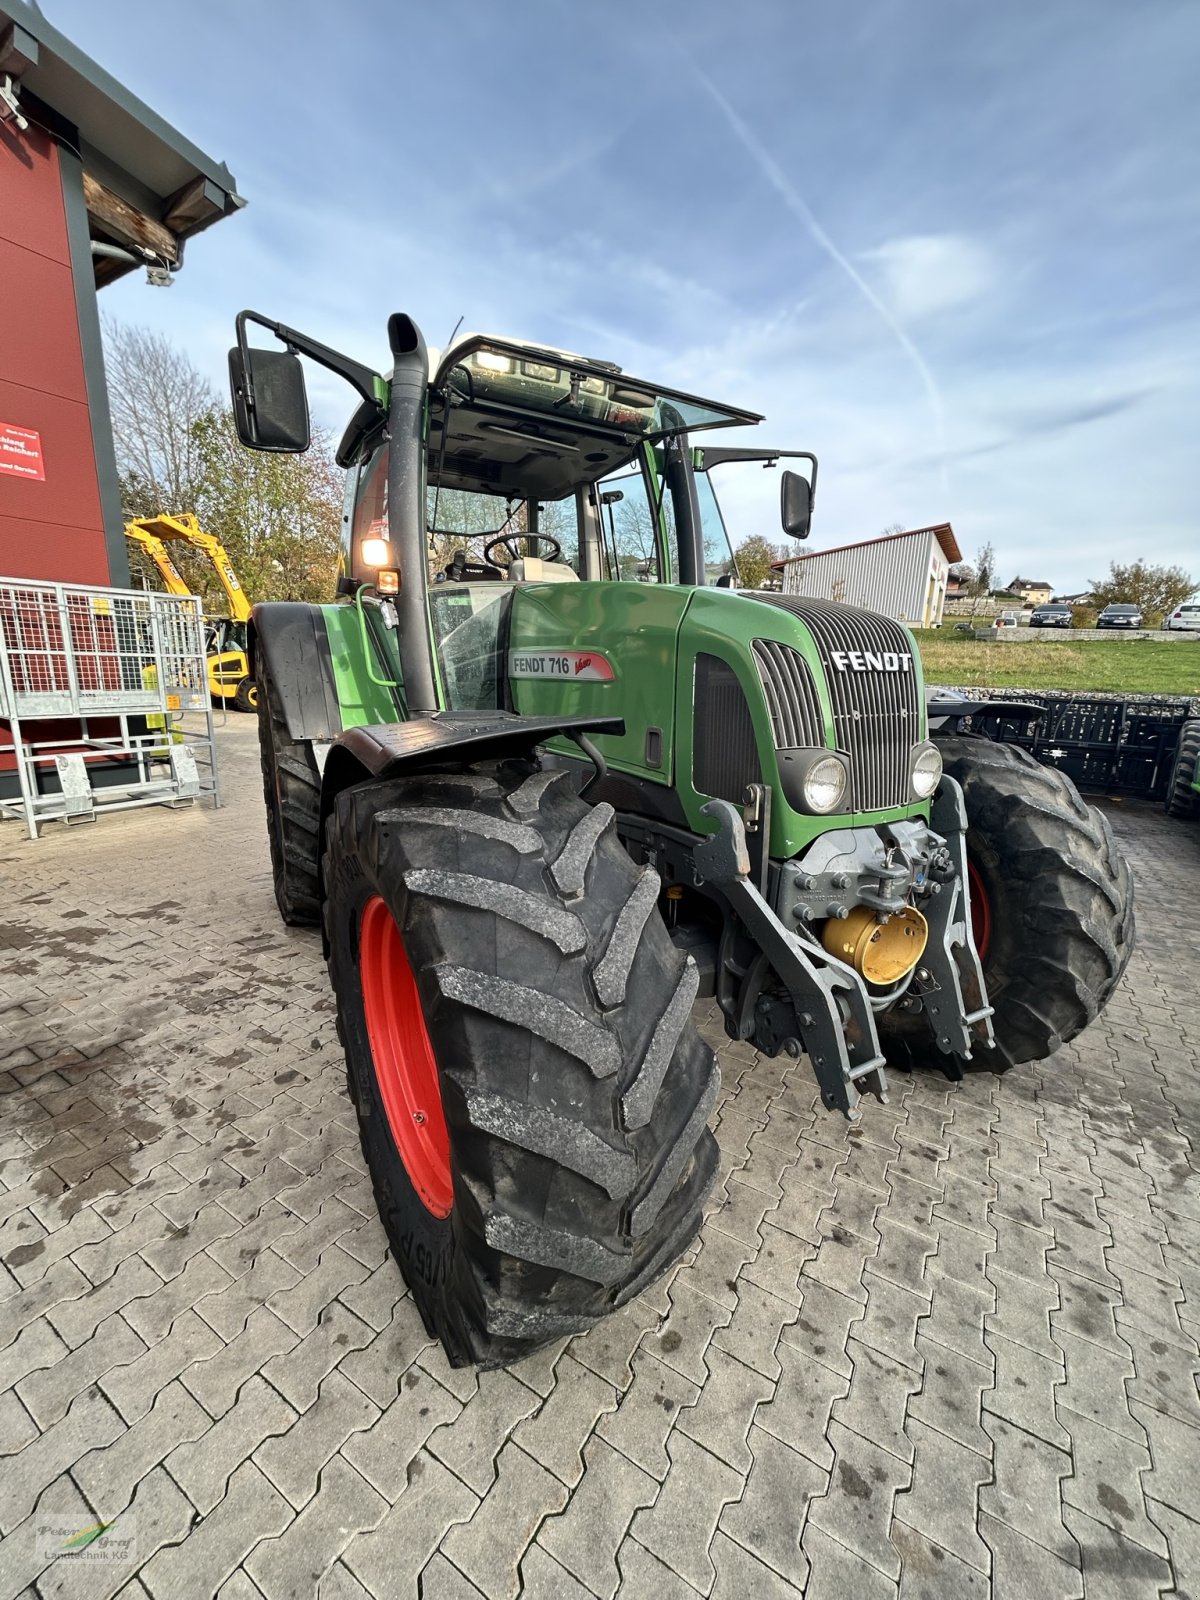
[883,736,1134,1072]
[1165,720,1200,820]
[256,655,322,926]
[324,761,719,1367]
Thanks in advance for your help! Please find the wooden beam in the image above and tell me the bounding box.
[163,174,226,234]
[82,171,180,265]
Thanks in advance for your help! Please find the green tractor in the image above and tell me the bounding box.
[230,310,1134,1366]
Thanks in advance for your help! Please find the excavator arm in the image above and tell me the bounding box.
[126,513,252,623]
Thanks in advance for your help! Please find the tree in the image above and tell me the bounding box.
[188,408,343,604]
[971,543,996,597]
[733,534,778,590]
[102,318,215,513]
[1088,560,1196,626]
[949,562,975,586]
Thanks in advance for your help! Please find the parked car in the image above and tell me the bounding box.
[1030,603,1073,629]
[1164,603,1200,633]
[1097,603,1143,629]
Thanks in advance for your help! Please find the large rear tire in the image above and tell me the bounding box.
[882,736,1134,1072]
[323,761,720,1367]
[1165,719,1200,820]
[256,656,322,927]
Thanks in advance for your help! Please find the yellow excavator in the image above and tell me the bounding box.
[124,513,258,712]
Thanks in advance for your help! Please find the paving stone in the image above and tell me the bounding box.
[73,1379,210,1515]
[987,1261,1062,1361]
[332,1296,434,1409]
[920,1266,993,1367]
[440,1442,568,1600]
[427,1368,541,1496]
[1049,1265,1130,1357]
[34,1466,197,1600]
[710,1279,797,1380]
[983,1329,1070,1448]
[141,1461,292,1598]
[0,1386,123,1533]
[180,1305,299,1420]
[40,1256,160,1351]
[709,1528,807,1599]
[119,1251,230,1346]
[254,1370,379,1511]
[511,1353,618,1488]
[340,1452,476,1600]
[675,1345,776,1473]
[536,1435,657,1599]
[243,1454,387,1599]
[740,1220,815,1307]
[568,1298,659,1393]
[501,1337,567,1399]
[719,1424,824,1588]
[336,1260,405,1332]
[979,1511,1083,1600]
[801,1523,898,1600]
[194,1249,301,1343]
[8,1206,110,1288]
[833,1337,922,1464]
[868,1217,938,1295]
[908,1333,992,1458]
[0,1471,91,1600]
[0,1388,38,1455]
[807,1420,911,1580]
[1061,1504,1174,1600]
[0,1317,68,1399]
[613,1536,701,1600]
[891,1417,991,1573]
[256,1301,374,1412]
[1048,1215,1122,1290]
[979,1413,1079,1563]
[17,1314,143,1432]
[595,1347,700,1481]
[852,1271,929,1375]
[1129,1398,1200,1523]
[673,1227,757,1313]
[100,1307,223,1424]
[707,1173,776,1247]
[342,1362,461,1501]
[754,1338,849,1471]
[629,1432,744,1594]
[1124,1333,1200,1426]
[139,1201,244,1283]
[417,1553,490,1600]
[778,1275,864,1379]
[164,1373,297,1516]
[890,1520,989,1596]
[1055,1327,1145,1443]
[1114,1265,1197,1354]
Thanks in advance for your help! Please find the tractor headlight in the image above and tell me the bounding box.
[804,756,849,814]
[910,742,943,800]
[777,749,850,814]
[361,537,392,568]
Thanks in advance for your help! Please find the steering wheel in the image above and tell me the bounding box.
[482,532,564,568]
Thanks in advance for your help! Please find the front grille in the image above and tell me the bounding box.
[752,639,824,748]
[755,595,920,811]
[693,652,761,803]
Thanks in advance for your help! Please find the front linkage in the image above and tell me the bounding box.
[697,780,994,1118]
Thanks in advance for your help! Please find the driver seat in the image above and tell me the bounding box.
[507,556,579,583]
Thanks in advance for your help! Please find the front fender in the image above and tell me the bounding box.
[249,602,343,743]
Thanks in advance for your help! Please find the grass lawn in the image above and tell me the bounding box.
[912,631,1200,694]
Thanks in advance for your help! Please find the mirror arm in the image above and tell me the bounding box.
[235,310,383,410]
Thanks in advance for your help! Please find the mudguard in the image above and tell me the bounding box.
[318,712,626,876]
[248,602,343,743]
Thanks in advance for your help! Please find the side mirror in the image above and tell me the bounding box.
[781,470,812,540]
[228,346,311,453]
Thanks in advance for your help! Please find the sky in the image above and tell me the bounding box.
[58,0,1199,594]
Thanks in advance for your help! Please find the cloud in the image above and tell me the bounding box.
[861,234,996,322]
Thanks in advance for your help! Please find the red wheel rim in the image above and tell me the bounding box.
[358,896,453,1217]
[966,857,992,963]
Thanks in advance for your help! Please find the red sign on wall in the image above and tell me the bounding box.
[0,423,46,481]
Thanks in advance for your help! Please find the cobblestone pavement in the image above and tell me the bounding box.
[2,716,1199,1599]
